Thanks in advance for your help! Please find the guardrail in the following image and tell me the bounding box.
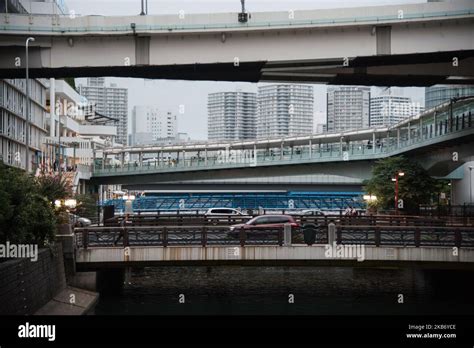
[75,225,292,248]
[3,9,474,34]
[74,224,474,249]
[336,225,474,248]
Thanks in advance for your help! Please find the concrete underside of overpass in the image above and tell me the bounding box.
[122,183,364,192]
[1,49,473,87]
[91,159,376,186]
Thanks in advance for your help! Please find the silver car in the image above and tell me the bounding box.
[70,214,92,227]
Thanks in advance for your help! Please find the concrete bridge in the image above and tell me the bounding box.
[1,0,473,85]
[72,221,474,271]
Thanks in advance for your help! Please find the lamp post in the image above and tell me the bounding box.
[363,194,377,215]
[469,166,473,204]
[392,171,405,214]
[25,37,35,173]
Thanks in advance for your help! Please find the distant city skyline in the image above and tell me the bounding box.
[76,78,425,141]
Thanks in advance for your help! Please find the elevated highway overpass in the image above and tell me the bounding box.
[0,0,473,85]
[91,97,474,203]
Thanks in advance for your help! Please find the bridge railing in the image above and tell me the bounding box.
[74,225,291,249]
[335,225,474,248]
[74,224,474,249]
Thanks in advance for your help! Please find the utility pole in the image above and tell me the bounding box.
[140,0,148,15]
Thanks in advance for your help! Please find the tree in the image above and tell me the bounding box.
[364,156,439,214]
[0,163,57,245]
[75,193,99,220]
[36,174,73,205]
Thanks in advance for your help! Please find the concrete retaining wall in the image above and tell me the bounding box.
[0,244,66,315]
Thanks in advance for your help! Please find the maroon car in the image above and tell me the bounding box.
[227,214,300,238]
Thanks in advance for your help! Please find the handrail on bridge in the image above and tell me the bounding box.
[74,223,474,250]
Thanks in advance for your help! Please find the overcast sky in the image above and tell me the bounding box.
[72,0,427,140]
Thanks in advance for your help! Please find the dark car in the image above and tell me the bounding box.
[228,214,300,239]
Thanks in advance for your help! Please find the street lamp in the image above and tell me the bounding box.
[469,166,473,204]
[392,171,405,214]
[363,194,377,214]
[25,37,35,173]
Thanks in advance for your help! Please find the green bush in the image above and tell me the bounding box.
[0,163,57,245]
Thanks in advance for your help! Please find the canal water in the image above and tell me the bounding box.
[94,266,474,315]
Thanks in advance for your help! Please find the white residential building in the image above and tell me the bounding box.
[208,90,257,141]
[130,106,177,146]
[370,95,424,127]
[44,79,120,194]
[78,78,128,145]
[257,84,314,138]
[327,86,371,132]
[0,78,48,170]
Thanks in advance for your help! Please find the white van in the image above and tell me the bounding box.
[204,208,244,216]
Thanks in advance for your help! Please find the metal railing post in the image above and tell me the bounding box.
[454,229,462,249]
[374,226,381,247]
[123,227,129,247]
[414,227,421,247]
[163,227,168,247]
[201,226,207,247]
[283,224,291,246]
[82,228,88,249]
[239,226,245,247]
[328,222,336,245]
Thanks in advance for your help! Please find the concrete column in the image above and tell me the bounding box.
[280,142,283,160]
[408,122,411,142]
[397,128,400,148]
[420,118,423,140]
[309,139,312,158]
[49,78,55,138]
[121,152,125,167]
[452,161,474,205]
[139,152,143,166]
[372,132,376,154]
[205,148,208,165]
